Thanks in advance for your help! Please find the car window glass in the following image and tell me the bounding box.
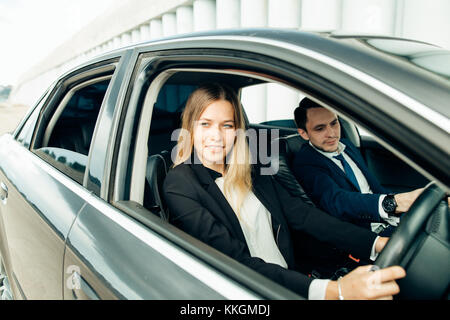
[16,102,42,148]
[33,78,111,185]
[241,82,304,128]
[34,147,88,185]
[365,39,450,80]
[148,84,197,156]
[134,71,275,213]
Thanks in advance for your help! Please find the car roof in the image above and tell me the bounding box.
[83,28,450,118]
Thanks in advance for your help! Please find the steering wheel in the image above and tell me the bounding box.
[374,181,448,299]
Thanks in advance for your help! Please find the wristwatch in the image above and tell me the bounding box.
[382,194,397,214]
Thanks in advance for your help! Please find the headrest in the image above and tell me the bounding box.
[277,134,307,162]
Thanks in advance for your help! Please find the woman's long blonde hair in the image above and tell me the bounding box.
[174,83,252,218]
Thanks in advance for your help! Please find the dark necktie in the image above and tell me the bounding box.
[333,153,361,192]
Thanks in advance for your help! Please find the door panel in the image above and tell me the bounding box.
[0,137,84,299]
[64,201,257,299]
[360,135,429,193]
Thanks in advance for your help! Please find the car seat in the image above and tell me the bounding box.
[48,118,96,155]
[273,133,365,279]
[145,150,172,221]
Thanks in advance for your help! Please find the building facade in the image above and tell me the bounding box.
[11,0,450,123]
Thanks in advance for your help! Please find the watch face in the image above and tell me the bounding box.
[383,196,396,213]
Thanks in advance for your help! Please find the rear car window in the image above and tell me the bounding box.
[33,77,111,185]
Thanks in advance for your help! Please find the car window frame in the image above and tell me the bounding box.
[40,75,112,148]
[14,92,48,149]
[111,48,332,300]
[29,60,119,188]
[111,45,450,300]
[13,86,53,144]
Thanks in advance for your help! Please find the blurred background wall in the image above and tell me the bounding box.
[8,0,450,121]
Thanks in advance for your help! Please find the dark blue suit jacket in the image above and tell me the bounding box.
[292,138,391,230]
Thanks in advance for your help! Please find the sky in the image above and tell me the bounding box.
[0,0,120,86]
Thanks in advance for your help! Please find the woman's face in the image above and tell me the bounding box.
[193,99,236,173]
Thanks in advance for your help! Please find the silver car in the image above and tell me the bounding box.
[0,29,449,300]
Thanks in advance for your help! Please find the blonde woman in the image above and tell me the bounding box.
[163,83,405,300]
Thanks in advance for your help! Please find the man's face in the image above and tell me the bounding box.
[298,107,341,152]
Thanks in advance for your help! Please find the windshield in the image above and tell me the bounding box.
[364,38,450,80]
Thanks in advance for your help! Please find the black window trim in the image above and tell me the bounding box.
[13,87,52,142]
[111,50,324,300]
[41,75,113,149]
[30,60,119,187]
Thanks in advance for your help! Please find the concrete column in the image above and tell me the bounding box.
[112,36,121,49]
[193,0,216,31]
[103,44,109,53]
[176,6,194,34]
[131,28,141,43]
[266,83,301,122]
[139,24,150,42]
[217,0,241,29]
[301,0,342,31]
[241,0,267,27]
[265,0,301,122]
[268,0,301,28]
[240,1,268,123]
[341,0,396,35]
[241,85,268,124]
[162,12,177,37]
[150,19,163,40]
[120,32,132,46]
[400,0,450,49]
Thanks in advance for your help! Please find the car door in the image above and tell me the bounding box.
[95,46,323,300]
[0,57,120,299]
[0,90,51,299]
[358,133,430,193]
[60,49,281,300]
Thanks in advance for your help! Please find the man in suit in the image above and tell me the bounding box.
[292,98,423,236]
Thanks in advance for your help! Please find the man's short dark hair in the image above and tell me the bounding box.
[294,98,324,131]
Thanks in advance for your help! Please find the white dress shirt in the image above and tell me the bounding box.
[215,177,288,268]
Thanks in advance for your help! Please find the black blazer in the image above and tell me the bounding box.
[163,161,377,297]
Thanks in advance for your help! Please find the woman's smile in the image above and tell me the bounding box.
[193,99,236,173]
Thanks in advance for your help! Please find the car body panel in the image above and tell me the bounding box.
[0,135,85,299]
[84,50,135,198]
[64,200,259,299]
[147,29,450,115]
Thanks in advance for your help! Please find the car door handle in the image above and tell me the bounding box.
[0,182,8,204]
[71,271,100,300]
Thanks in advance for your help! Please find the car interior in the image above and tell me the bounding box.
[122,68,450,300]
[139,70,430,219]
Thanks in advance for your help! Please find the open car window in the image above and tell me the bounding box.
[31,74,113,185]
